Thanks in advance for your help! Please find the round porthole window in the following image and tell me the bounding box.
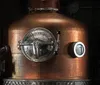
[18,27,58,62]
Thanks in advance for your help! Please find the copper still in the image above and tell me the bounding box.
[1,0,89,84]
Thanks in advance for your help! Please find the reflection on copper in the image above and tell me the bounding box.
[8,12,88,80]
[38,18,66,23]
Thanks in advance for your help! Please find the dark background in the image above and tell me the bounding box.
[0,0,96,84]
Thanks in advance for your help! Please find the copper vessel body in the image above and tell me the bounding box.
[8,12,88,80]
[29,0,59,8]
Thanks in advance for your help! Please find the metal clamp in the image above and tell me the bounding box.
[0,46,9,59]
[0,46,10,76]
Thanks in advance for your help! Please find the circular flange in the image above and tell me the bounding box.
[4,79,90,85]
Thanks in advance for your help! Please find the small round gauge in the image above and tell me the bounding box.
[19,27,58,62]
[68,42,86,58]
[73,42,86,58]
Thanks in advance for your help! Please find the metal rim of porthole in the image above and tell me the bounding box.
[18,27,59,62]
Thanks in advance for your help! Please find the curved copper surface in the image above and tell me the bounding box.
[8,12,88,80]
